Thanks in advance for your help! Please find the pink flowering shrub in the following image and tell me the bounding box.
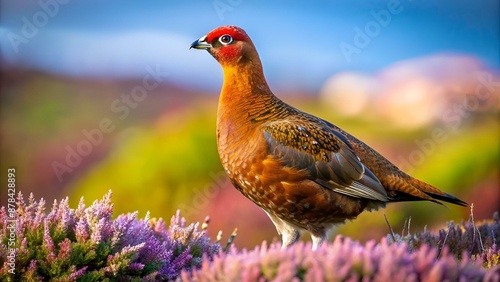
[181,213,500,281]
[0,192,220,281]
[182,236,499,282]
[389,211,500,269]
[1,191,499,281]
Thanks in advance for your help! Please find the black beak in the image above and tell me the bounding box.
[190,35,211,50]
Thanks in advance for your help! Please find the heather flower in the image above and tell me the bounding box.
[3,191,498,281]
[182,236,499,281]
[389,210,500,269]
[0,191,221,281]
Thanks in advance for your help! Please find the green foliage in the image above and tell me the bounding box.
[69,104,223,220]
[412,118,499,193]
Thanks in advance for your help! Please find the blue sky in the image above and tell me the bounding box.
[1,0,498,91]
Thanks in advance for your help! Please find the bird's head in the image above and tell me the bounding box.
[190,26,259,67]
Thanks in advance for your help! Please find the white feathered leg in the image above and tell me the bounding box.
[265,212,300,249]
[310,225,338,250]
[311,234,325,250]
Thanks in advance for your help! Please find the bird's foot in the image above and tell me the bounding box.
[311,234,325,250]
[281,229,300,249]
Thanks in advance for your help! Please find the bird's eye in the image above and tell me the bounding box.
[219,34,233,45]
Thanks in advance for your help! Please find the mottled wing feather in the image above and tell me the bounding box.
[264,120,389,202]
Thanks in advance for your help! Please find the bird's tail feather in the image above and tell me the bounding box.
[389,177,467,207]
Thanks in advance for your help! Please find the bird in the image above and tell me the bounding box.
[190,26,467,250]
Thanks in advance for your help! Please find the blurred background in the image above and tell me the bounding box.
[1,0,499,249]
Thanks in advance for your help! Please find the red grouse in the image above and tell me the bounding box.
[190,26,466,249]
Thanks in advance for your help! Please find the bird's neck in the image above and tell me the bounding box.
[218,62,277,118]
[216,61,286,150]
